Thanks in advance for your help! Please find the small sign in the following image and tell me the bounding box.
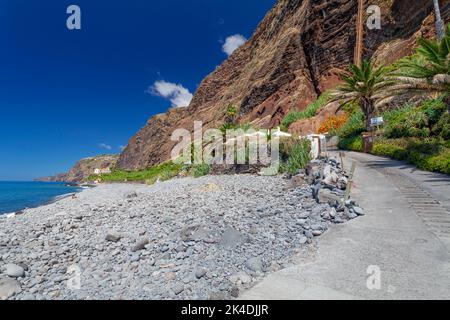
[370,117,384,127]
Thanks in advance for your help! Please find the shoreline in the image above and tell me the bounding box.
[0,160,365,300]
[0,185,87,218]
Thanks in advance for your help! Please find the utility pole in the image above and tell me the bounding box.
[432,0,445,41]
[354,0,365,67]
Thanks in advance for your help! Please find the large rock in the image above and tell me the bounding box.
[105,231,122,243]
[245,257,264,273]
[219,228,245,249]
[131,237,150,252]
[0,276,21,300]
[4,264,25,278]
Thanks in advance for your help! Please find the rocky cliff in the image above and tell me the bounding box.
[35,173,70,183]
[118,0,449,170]
[36,155,118,183]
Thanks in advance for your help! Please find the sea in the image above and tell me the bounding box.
[0,181,82,215]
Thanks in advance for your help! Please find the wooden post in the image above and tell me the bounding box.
[344,161,357,203]
[354,0,365,66]
[339,152,345,170]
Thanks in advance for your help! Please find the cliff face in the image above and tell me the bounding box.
[35,173,69,183]
[36,155,118,183]
[118,0,449,170]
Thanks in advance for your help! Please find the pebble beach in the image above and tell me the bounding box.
[0,169,362,300]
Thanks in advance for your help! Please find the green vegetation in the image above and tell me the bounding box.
[331,26,450,175]
[386,24,450,107]
[336,96,450,174]
[372,138,450,175]
[88,161,183,184]
[334,111,365,138]
[435,113,450,140]
[279,137,311,174]
[89,160,214,184]
[383,104,430,138]
[225,104,238,123]
[190,163,211,178]
[219,122,255,135]
[421,97,448,124]
[280,92,331,131]
[330,24,449,132]
[338,135,363,152]
[329,60,390,131]
[382,97,447,139]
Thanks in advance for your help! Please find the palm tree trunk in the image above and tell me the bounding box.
[362,99,375,132]
[433,0,445,41]
[446,94,450,114]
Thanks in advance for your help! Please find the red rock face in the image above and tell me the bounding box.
[117,0,449,171]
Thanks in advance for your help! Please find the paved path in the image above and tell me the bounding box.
[240,152,450,300]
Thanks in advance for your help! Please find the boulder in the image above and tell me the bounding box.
[219,228,245,249]
[131,237,150,252]
[4,264,25,278]
[0,276,21,300]
[245,257,264,273]
[105,231,122,243]
[195,268,207,279]
[353,206,365,216]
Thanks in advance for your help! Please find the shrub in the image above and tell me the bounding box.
[279,137,301,160]
[190,164,211,178]
[383,105,430,138]
[372,139,409,160]
[422,151,450,175]
[279,137,311,174]
[338,135,363,152]
[420,97,446,125]
[318,114,349,134]
[280,92,331,131]
[89,162,183,183]
[335,111,365,139]
[220,122,255,135]
[225,104,237,122]
[372,138,450,175]
[341,101,360,115]
[220,122,237,135]
[434,113,450,140]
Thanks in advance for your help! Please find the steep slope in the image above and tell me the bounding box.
[36,155,118,183]
[35,173,70,183]
[118,0,449,170]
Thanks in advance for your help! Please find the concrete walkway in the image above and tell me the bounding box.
[240,152,450,300]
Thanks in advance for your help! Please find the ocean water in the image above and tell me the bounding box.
[0,181,81,215]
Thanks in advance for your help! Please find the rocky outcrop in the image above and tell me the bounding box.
[118,0,449,171]
[36,155,118,183]
[35,173,69,183]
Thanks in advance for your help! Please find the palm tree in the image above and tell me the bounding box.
[379,24,450,112]
[329,60,389,131]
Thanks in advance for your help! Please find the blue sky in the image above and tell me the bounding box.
[0,0,275,180]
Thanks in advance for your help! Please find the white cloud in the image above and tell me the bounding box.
[222,34,247,56]
[119,145,126,151]
[99,143,112,150]
[149,81,193,108]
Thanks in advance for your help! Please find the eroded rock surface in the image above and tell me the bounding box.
[118,0,449,171]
